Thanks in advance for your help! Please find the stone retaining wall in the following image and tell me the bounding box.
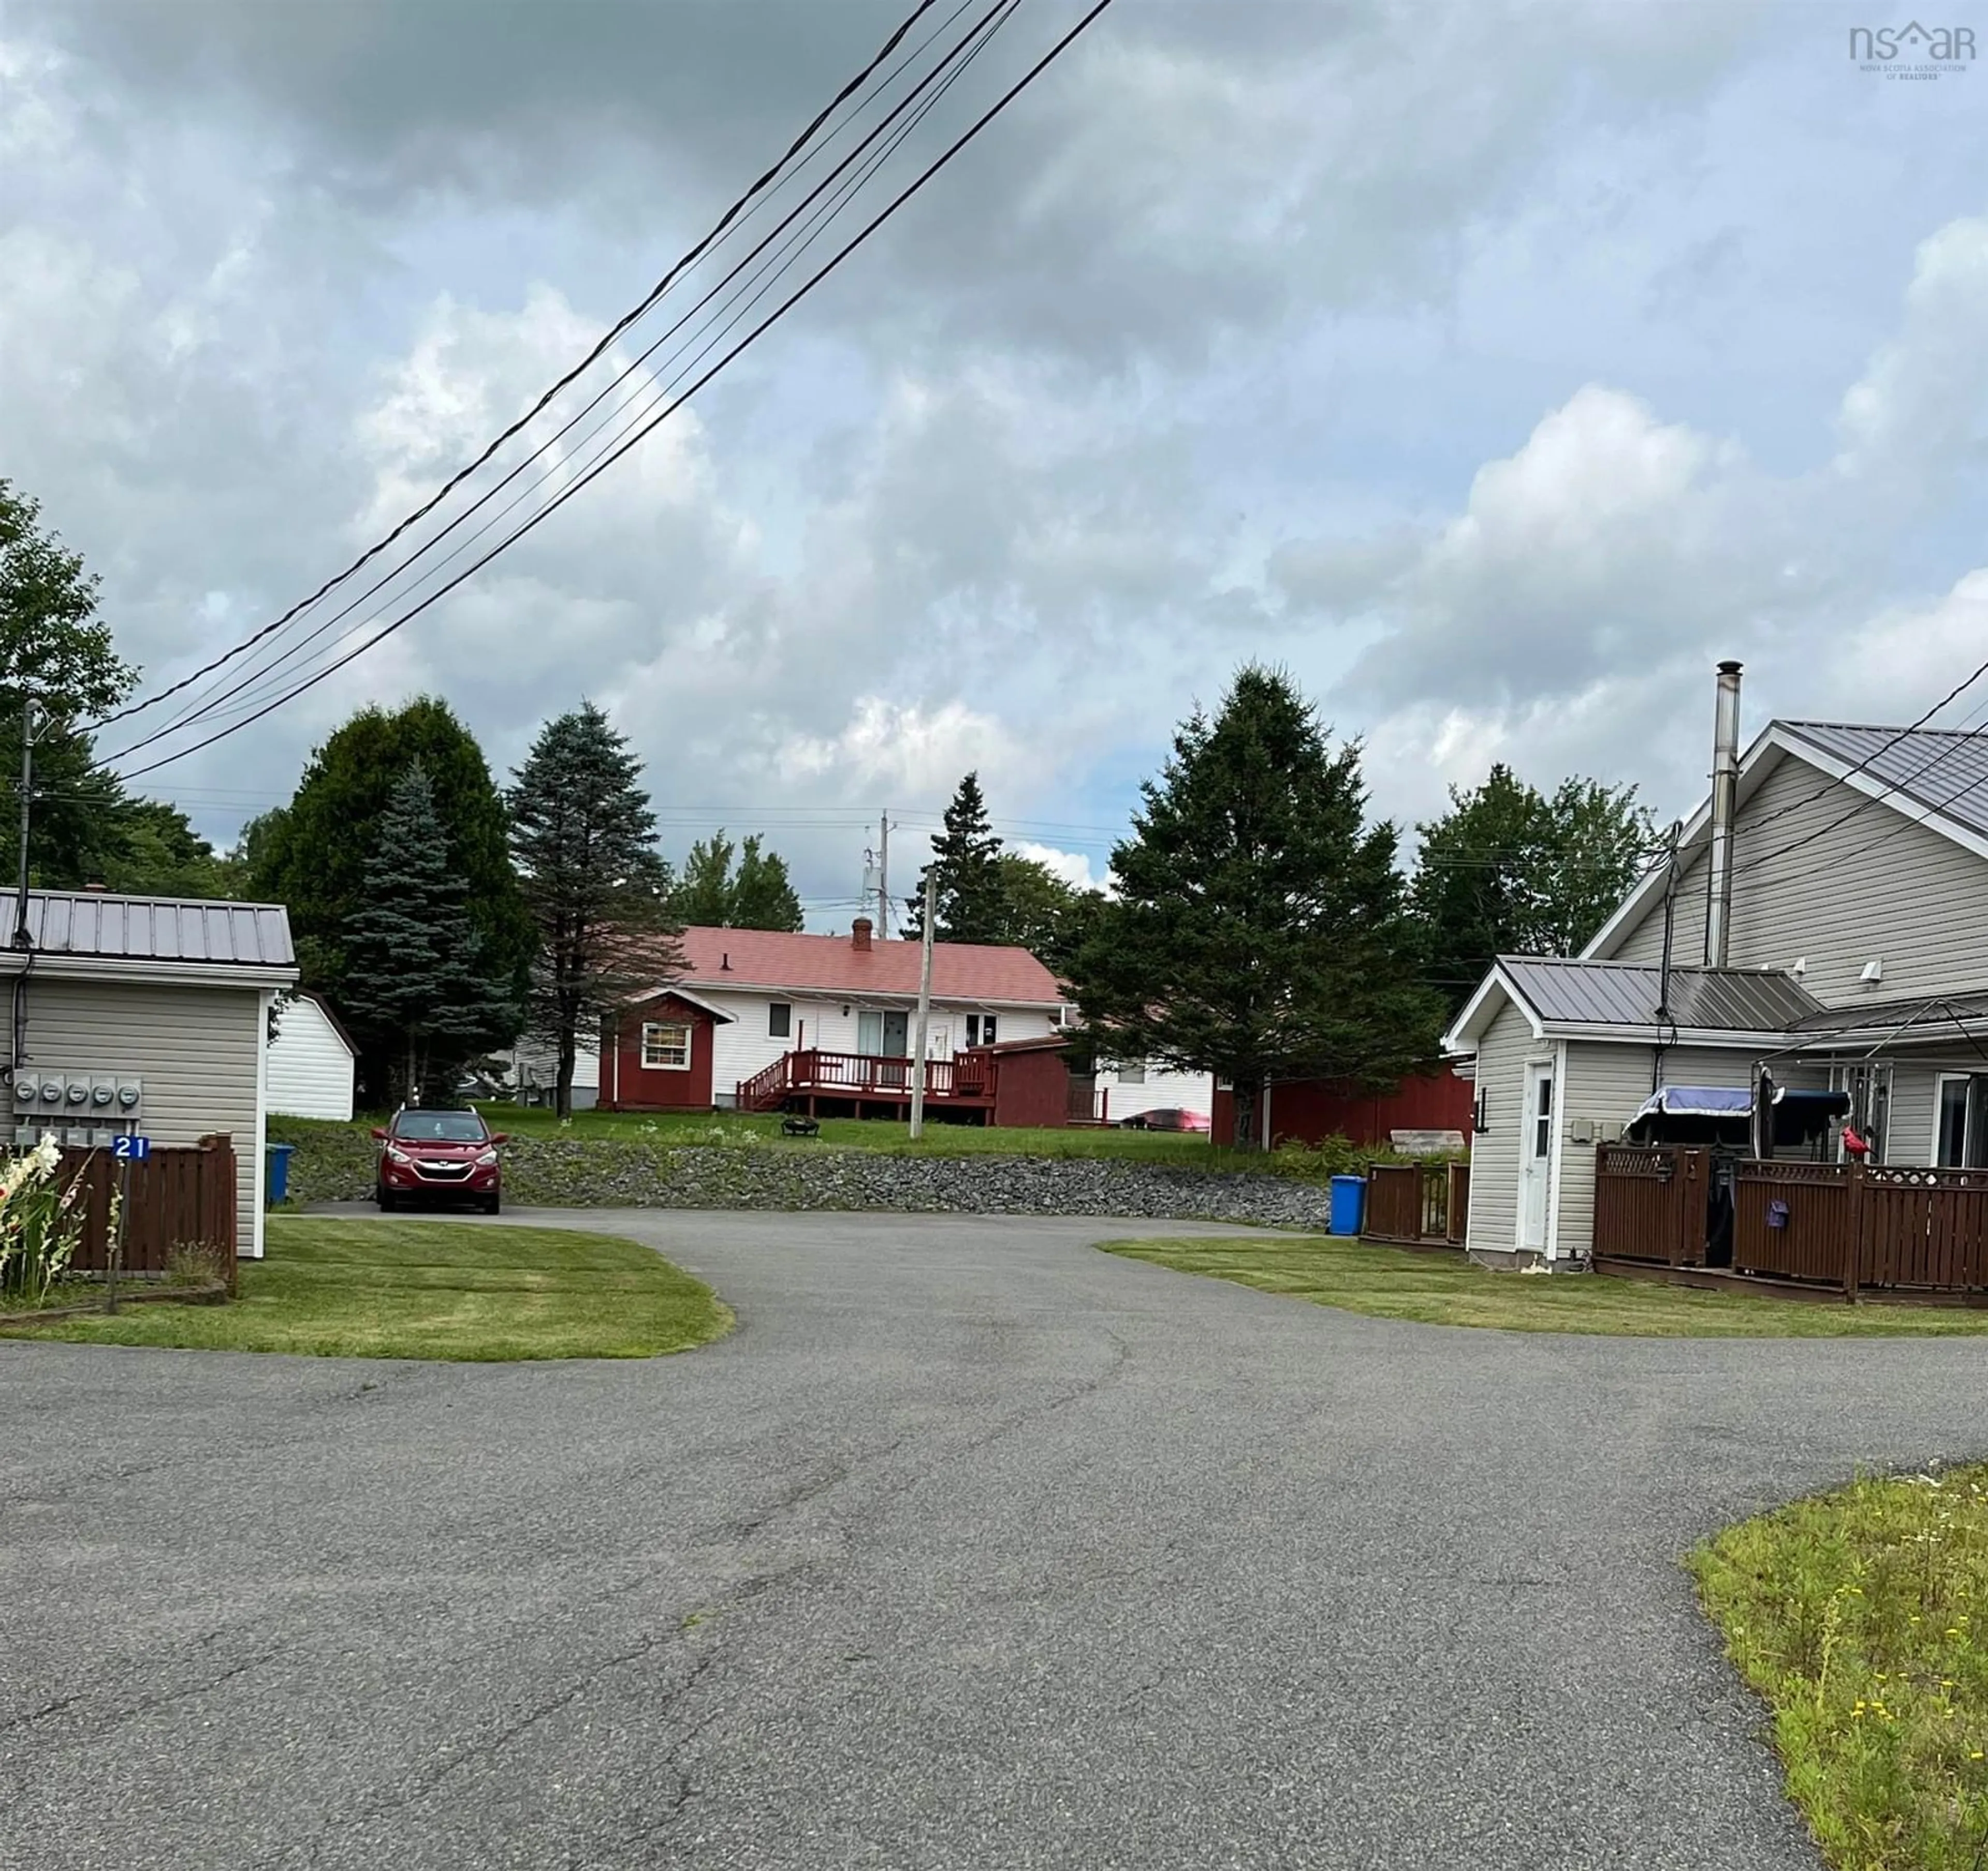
[290,1135,1333,1230]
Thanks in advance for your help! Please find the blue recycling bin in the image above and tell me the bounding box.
[1328,1173,1367,1237]
[266,1142,296,1206]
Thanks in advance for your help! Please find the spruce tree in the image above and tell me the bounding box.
[909,771,1006,943]
[340,762,516,1106]
[1066,666,1443,1149]
[507,703,676,1118]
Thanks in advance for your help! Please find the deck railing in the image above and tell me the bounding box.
[737,1049,994,1112]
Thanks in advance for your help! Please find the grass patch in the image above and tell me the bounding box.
[1689,1469,1988,1869]
[1101,1236,1988,1337]
[0,1217,732,1361]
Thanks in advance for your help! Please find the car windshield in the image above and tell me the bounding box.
[392,1112,487,1143]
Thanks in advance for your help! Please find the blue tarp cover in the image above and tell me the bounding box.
[1631,1085,1753,1122]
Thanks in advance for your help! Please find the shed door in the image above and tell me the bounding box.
[1519,1062,1554,1250]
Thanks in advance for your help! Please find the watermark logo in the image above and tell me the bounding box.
[1850,22,1976,78]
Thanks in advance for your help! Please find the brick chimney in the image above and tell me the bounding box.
[851,917,873,953]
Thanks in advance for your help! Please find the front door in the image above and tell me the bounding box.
[1519,1061,1555,1251]
[882,1011,910,1057]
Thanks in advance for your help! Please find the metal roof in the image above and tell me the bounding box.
[1776,721,1988,842]
[1791,988,1988,1035]
[1497,956,1821,1032]
[12,890,295,967]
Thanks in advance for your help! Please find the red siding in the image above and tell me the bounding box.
[989,1047,1072,1129]
[602,995,718,1112]
[1211,1073,1475,1149]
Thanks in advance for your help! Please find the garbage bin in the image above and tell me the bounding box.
[1328,1173,1367,1237]
[266,1142,296,1206]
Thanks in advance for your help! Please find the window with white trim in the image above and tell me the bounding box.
[966,1014,998,1047]
[641,1021,692,1070]
[1935,1073,1988,1168]
[1116,1060,1146,1086]
[768,1002,792,1039]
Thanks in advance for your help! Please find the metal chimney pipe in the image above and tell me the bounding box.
[1704,660,1743,968]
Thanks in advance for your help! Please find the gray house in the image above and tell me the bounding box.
[1444,666,1988,1268]
[4,890,299,1258]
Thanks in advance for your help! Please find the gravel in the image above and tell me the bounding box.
[5,1207,1985,1870]
[289,1135,1338,1228]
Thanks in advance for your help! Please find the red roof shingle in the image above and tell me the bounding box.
[669,925,1061,1005]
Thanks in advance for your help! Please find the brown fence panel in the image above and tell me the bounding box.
[1862,1166,1988,1292]
[1732,1161,1853,1285]
[1594,1145,1703,1264]
[1364,1163,1422,1241]
[52,1142,237,1285]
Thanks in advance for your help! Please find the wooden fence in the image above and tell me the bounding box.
[1596,1146,1987,1297]
[1364,1161,1470,1246]
[1592,1145,1708,1267]
[49,1139,239,1291]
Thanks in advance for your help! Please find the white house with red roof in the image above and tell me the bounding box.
[601,916,1077,1120]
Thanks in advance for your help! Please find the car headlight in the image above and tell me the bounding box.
[475,1148,499,1166]
[387,1146,413,1165]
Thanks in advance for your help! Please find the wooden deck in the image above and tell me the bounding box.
[736,1048,994,1118]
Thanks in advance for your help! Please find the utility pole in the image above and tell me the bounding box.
[12,697,37,949]
[908,872,935,1139]
[877,810,891,940]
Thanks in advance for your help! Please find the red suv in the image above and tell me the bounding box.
[373,1108,507,1213]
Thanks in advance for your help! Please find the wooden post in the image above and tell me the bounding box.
[1845,1160,1864,1303]
[908,873,936,1140]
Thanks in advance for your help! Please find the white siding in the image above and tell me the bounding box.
[266,996,355,1121]
[1605,752,1988,1004]
[18,978,265,1256]
[505,1038,601,1108]
[1462,1000,1539,1259]
[1095,1062,1212,1122]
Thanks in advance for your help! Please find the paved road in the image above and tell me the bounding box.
[4,1209,1985,1869]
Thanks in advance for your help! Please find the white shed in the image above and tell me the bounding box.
[267,991,357,1121]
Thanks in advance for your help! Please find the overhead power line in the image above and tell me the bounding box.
[104,0,1014,766]
[105,0,1118,786]
[86,0,952,736]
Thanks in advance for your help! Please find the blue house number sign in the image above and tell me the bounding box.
[113,1135,152,1162]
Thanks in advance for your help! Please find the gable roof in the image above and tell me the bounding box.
[1445,955,1819,1049]
[665,926,1063,1007]
[1583,719,1988,960]
[8,890,295,969]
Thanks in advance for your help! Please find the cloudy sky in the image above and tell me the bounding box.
[4,0,1984,922]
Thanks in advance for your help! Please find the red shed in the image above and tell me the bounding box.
[1210,1071,1475,1150]
[600,990,735,1113]
[980,1034,1079,1129]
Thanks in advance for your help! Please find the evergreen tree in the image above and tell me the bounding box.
[729,835,803,931]
[1066,666,1443,1149]
[507,703,677,1119]
[1409,765,1652,1016]
[248,697,534,1083]
[339,763,515,1106]
[909,771,1006,942]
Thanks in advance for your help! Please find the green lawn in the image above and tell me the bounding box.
[1690,1469,1988,1869]
[1102,1236,1988,1337]
[465,1102,1231,1163]
[0,1218,732,1361]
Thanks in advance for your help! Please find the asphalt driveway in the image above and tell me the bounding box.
[4,1208,1985,1870]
